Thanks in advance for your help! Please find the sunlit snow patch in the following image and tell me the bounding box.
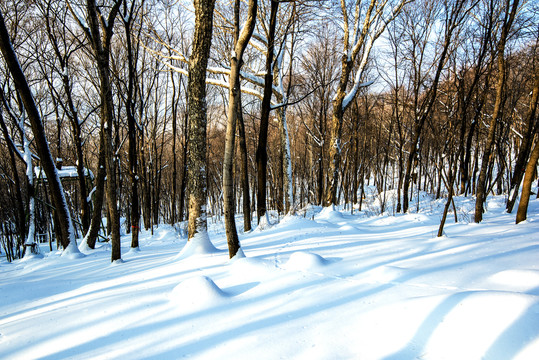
[488,269,539,293]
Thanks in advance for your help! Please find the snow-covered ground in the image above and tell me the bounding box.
[1,193,538,359]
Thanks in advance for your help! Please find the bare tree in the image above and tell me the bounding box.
[0,8,79,253]
[475,0,520,223]
[119,0,145,249]
[69,0,123,260]
[255,0,279,223]
[326,0,409,207]
[401,0,475,213]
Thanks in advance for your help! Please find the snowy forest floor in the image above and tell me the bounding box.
[1,189,539,360]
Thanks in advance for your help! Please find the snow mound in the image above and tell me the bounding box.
[170,276,228,309]
[78,239,93,253]
[229,247,246,262]
[20,254,44,262]
[175,231,219,259]
[315,206,344,222]
[339,224,356,231]
[283,251,329,271]
[229,257,276,279]
[272,215,325,232]
[125,247,141,256]
[61,242,85,259]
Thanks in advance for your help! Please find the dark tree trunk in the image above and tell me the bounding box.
[256,0,278,223]
[516,138,539,224]
[171,71,178,225]
[123,5,141,249]
[179,110,188,223]
[84,0,122,261]
[237,95,252,232]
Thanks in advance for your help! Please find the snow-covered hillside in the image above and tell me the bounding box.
[1,194,538,359]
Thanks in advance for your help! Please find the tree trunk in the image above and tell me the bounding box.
[179,108,188,223]
[0,107,26,247]
[326,58,349,206]
[507,74,539,212]
[516,138,539,224]
[84,0,122,261]
[256,0,278,223]
[125,11,140,249]
[187,0,216,241]
[171,71,178,225]
[277,106,293,214]
[84,133,106,249]
[237,96,252,232]
[223,54,242,256]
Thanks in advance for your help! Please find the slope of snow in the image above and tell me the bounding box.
[1,194,538,359]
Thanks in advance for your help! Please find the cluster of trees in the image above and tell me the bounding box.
[0,0,537,262]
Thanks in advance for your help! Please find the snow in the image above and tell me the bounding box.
[35,165,94,180]
[1,194,539,359]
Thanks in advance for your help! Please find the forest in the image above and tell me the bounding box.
[0,0,538,262]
